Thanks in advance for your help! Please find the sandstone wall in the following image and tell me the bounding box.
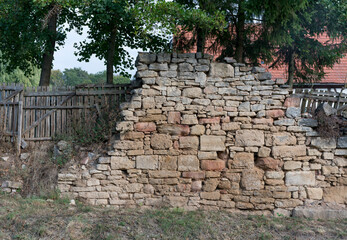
[58,52,347,214]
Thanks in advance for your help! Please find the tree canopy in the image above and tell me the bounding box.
[0,0,77,86]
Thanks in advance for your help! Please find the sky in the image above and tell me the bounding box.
[52,29,139,77]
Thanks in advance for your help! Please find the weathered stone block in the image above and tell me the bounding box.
[201,160,225,171]
[337,136,347,148]
[221,122,240,131]
[179,63,193,72]
[182,171,205,179]
[168,112,181,124]
[283,161,302,170]
[272,145,306,158]
[311,137,336,150]
[178,155,199,171]
[160,156,177,170]
[157,124,190,136]
[285,171,315,186]
[181,115,198,125]
[274,119,295,126]
[284,96,301,107]
[182,87,202,98]
[232,152,254,168]
[203,178,219,192]
[241,168,264,190]
[122,131,145,140]
[137,52,156,64]
[179,136,199,149]
[135,122,156,132]
[272,132,296,146]
[111,157,135,170]
[323,186,347,204]
[200,191,221,200]
[198,151,217,160]
[255,157,283,170]
[136,155,159,170]
[286,107,301,118]
[235,130,264,147]
[191,125,205,135]
[151,134,172,150]
[126,183,143,193]
[266,109,284,118]
[114,140,143,150]
[209,63,234,78]
[200,135,226,151]
[199,117,220,124]
[306,188,323,200]
[258,147,271,157]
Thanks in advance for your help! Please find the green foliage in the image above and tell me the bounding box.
[50,68,131,86]
[270,0,347,84]
[74,0,169,79]
[0,52,40,87]
[0,0,77,80]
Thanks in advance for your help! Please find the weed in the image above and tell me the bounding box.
[259,232,273,240]
[55,100,121,146]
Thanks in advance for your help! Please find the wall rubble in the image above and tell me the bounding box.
[58,52,347,214]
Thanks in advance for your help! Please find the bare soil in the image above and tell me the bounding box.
[0,193,346,240]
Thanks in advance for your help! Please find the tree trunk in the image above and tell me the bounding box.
[196,27,205,53]
[235,0,245,63]
[39,12,57,86]
[106,28,117,84]
[287,48,295,88]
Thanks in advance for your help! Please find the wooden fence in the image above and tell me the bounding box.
[0,83,132,152]
[293,87,347,114]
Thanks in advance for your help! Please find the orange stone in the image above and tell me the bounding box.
[266,110,284,119]
[201,160,226,171]
[198,117,220,124]
[135,122,156,132]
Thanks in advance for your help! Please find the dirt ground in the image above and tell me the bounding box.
[0,193,346,240]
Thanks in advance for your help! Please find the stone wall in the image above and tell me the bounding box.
[58,52,347,214]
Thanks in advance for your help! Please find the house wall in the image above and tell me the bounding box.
[58,52,347,215]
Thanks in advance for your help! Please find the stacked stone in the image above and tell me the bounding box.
[58,52,346,213]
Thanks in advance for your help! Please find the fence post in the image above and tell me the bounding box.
[17,101,23,155]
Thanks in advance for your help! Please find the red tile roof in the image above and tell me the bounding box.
[179,32,347,84]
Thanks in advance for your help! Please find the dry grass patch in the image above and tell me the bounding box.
[0,193,346,240]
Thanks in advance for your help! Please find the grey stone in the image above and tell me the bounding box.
[252,67,266,73]
[286,107,301,118]
[337,136,347,148]
[182,87,202,98]
[293,207,347,220]
[274,119,295,126]
[179,63,193,72]
[209,63,234,78]
[298,118,318,127]
[137,53,156,64]
[238,102,250,112]
[224,57,236,63]
[285,171,315,186]
[137,70,158,78]
[311,137,336,150]
[195,65,210,72]
[157,53,171,62]
[315,103,337,116]
[136,155,159,170]
[235,130,264,147]
[257,72,272,80]
[251,104,265,112]
[200,135,226,151]
[149,63,168,71]
[178,155,199,171]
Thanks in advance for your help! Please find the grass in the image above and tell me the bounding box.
[0,193,346,240]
